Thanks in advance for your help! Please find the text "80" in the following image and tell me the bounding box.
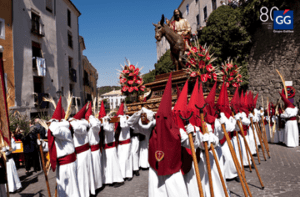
[260,6,279,22]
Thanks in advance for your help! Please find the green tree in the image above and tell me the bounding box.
[199,5,251,86]
[154,49,173,75]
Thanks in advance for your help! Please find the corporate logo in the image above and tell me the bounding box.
[273,9,293,30]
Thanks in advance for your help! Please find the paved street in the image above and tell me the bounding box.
[10,143,300,197]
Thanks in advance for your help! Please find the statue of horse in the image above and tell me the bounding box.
[153,15,185,71]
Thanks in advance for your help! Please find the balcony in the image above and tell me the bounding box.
[31,20,45,37]
[34,93,49,109]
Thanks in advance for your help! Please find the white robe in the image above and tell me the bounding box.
[102,118,124,184]
[215,117,238,180]
[127,110,156,170]
[198,120,231,197]
[88,115,103,189]
[247,113,257,155]
[70,119,95,197]
[117,115,133,179]
[281,107,299,147]
[49,120,80,197]
[127,113,141,171]
[148,127,192,197]
[234,113,251,166]
[3,138,22,192]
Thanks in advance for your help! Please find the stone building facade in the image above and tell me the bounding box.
[0,0,15,108]
[11,0,82,118]
[247,6,300,107]
[83,55,98,103]
[156,0,225,60]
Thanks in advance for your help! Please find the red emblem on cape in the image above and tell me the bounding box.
[155,151,164,162]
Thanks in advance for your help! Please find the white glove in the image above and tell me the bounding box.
[209,133,219,147]
[220,112,227,125]
[37,139,41,146]
[234,113,241,120]
[248,113,254,119]
[201,133,211,148]
[185,123,195,135]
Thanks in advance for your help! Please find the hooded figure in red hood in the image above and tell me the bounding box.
[205,82,217,118]
[99,100,106,119]
[86,102,104,190]
[48,96,66,172]
[69,103,96,196]
[148,74,190,197]
[279,91,299,147]
[48,97,81,197]
[172,80,194,175]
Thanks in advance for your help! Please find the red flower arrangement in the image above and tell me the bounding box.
[119,61,145,96]
[220,59,242,88]
[185,43,218,83]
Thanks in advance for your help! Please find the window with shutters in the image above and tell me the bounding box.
[68,31,73,48]
[212,0,217,11]
[67,9,71,27]
[46,0,53,12]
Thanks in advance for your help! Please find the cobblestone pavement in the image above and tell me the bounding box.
[10,143,300,197]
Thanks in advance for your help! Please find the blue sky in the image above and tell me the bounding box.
[71,0,182,87]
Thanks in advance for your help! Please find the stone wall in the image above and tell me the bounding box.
[247,5,300,107]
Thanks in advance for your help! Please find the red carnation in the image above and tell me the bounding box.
[190,58,196,65]
[122,86,129,92]
[190,72,197,77]
[135,68,140,72]
[187,51,191,56]
[205,55,211,61]
[198,53,204,57]
[120,78,127,83]
[129,65,135,70]
[201,74,208,82]
[199,60,205,69]
[128,80,134,85]
[134,70,139,75]
[133,86,139,91]
[128,87,134,93]
[122,70,129,74]
[212,73,217,81]
[206,64,213,72]
[233,83,239,87]
[129,72,135,76]
[228,77,234,81]
[225,82,230,87]
[136,80,142,85]
[227,63,233,69]
[191,47,198,53]
[140,85,145,91]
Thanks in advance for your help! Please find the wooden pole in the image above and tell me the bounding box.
[254,123,267,161]
[260,113,271,158]
[37,133,51,197]
[221,124,251,197]
[237,121,265,189]
[236,120,252,172]
[180,113,204,197]
[210,144,229,197]
[199,112,214,197]
[235,130,245,176]
[250,118,260,164]
[188,133,205,197]
[199,113,229,197]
